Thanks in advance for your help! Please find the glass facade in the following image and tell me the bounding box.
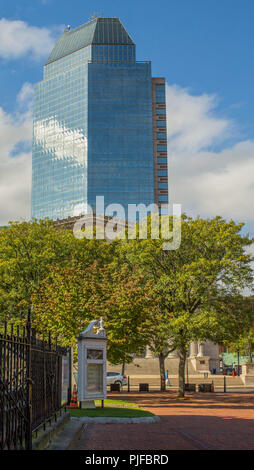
[87,61,154,214]
[156,121,166,127]
[31,18,162,221]
[155,85,166,103]
[157,133,167,139]
[156,109,166,115]
[32,52,89,220]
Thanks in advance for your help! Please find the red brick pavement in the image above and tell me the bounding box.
[73,392,254,450]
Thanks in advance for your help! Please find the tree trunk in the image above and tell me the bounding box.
[159,352,166,391]
[121,361,126,376]
[178,348,186,397]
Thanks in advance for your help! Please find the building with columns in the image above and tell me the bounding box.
[107,341,221,377]
[188,341,220,375]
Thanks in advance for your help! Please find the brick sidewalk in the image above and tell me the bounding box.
[73,392,254,450]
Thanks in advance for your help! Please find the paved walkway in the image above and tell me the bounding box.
[73,392,254,450]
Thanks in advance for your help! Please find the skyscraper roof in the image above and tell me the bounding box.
[45,17,135,65]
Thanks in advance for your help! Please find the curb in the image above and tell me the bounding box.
[45,415,160,450]
[46,418,86,450]
[32,412,70,450]
[78,415,160,424]
[67,422,87,450]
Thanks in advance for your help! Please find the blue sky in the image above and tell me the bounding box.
[0,0,253,245]
[1,0,254,137]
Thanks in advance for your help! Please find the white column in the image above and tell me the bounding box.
[197,341,205,357]
[145,345,154,358]
[190,342,198,357]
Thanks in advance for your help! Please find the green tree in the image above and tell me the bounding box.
[0,220,75,321]
[120,214,254,396]
[32,261,154,363]
[223,296,254,363]
[0,219,116,324]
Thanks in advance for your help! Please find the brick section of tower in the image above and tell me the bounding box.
[152,77,169,212]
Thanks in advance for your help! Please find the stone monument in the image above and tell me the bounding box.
[241,362,254,385]
[77,317,107,409]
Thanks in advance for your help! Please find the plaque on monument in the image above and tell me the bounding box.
[87,348,103,360]
[86,363,103,394]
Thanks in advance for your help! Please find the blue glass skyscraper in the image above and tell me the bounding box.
[31,17,168,221]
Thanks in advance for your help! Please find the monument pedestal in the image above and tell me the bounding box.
[191,356,210,374]
[241,363,254,385]
[80,400,96,409]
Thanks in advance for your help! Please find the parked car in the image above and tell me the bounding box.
[106,372,127,387]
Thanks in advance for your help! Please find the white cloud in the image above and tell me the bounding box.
[0,85,32,225]
[0,18,57,60]
[166,84,254,233]
[17,82,34,107]
[166,84,230,154]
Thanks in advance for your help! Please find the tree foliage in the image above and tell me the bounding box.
[223,296,254,361]
[32,262,154,364]
[0,215,253,396]
[120,214,254,395]
[0,220,74,319]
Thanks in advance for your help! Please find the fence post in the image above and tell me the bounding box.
[43,335,47,429]
[68,348,73,405]
[25,307,32,450]
[224,375,226,393]
[128,375,130,392]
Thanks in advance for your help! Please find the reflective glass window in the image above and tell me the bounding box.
[156,108,166,115]
[157,145,167,151]
[156,84,166,103]
[157,133,167,139]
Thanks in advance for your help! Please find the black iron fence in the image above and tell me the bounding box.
[0,316,71,450]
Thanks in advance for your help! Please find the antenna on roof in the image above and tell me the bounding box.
[90,12,104,21]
